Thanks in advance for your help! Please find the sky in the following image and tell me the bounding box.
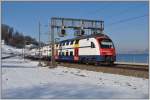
[2,1,149,53]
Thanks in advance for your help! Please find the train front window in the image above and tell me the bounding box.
[100,39,114,48]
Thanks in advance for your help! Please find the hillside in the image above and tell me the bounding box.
[1,24,39,48]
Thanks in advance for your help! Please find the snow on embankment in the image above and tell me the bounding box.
[2,44,22,58]
[2,56,149,99]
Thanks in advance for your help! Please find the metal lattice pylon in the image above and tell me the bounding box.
[50,17,104,67]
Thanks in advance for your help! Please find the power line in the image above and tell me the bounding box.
[105,4,147,20]
[107,14,148,26]
[85,3,146,19]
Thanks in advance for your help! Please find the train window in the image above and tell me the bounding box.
[91,42,95,48]
[66,52,68,56]
[100,39,114,48]
[63,42,65,46]
[66,41,69,45]
[59,52,61,56]
[60,43,63,46]
[59,43,61,47]
[75,40,79,44]
[70,51,73,56]
[70,40,74,45]
[62,52,64,56]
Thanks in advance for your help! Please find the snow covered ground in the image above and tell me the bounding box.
[1,45,149,99]
[2,44,22,55]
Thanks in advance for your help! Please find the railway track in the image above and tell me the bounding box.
[57,62,148,71]
[56,62,148,78]
[26,57,148,78]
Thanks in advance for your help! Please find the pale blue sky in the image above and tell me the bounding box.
[2,1,149,53]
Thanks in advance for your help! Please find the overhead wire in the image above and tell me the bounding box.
[105,3,147,20]
[107,14,148,26]
[83,3,148,27]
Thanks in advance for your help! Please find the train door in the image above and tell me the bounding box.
[74,48,79,61]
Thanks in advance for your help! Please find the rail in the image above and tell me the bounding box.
[115,62,148,66]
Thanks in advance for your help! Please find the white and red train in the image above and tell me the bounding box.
[27,34,116,65]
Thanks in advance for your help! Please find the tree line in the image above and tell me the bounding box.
[2,24,39,48]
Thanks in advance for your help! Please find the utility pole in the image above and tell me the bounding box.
[22,47,23,59]
[50,19,56,67]
[38,21,42,66]
[23,38,25,61]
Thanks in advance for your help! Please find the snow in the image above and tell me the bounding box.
[2,44,22,58]
[1,45,149,99]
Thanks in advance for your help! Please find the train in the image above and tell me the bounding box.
[26,33,116,65]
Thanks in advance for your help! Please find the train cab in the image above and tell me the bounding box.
[97,37,116,64]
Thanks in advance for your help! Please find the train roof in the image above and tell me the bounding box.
[30,33,110,49]
[57,33,110,43]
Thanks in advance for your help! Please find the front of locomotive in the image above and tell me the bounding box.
[97,35,116,64]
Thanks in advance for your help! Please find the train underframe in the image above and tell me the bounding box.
[26,55,116,66]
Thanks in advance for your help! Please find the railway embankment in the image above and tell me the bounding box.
[56,62,149,78]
